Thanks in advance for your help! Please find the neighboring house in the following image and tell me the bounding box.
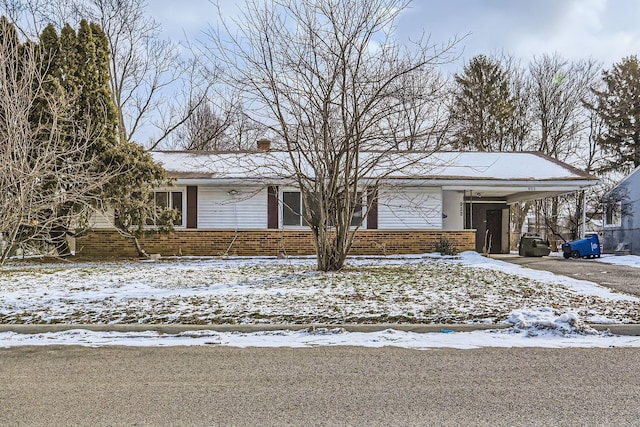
[77,146,598,258]
[602,166,640,254]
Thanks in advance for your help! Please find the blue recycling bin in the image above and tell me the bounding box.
[561,234,601,259]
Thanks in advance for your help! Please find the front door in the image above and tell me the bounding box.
[486,210,502,254]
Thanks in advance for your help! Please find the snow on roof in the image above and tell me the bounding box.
[150,150,597,182]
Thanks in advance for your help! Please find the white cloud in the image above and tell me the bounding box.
[149,0,640,69]
[511,0,638,66]
[390,0,640,69]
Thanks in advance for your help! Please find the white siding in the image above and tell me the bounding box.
[442,190,464,230]
[378,187,442,229]
[502,208,510,251]
[89,208,115,230]
[198,186,267,229]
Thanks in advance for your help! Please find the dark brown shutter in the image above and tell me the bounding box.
[366,187,378,229]
[267,185,279,229]
[186,186,198,229]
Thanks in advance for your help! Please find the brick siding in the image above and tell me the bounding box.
[75,229,476,258]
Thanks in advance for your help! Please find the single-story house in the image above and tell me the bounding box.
[77,146,598,258]
[602,166,640,254]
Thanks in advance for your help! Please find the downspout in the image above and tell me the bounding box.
[582,189,587,238]
[469,190,473,229]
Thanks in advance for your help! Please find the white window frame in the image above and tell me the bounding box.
[604,201,622,228]
[279,188,366,228]
[349,191,365,227]
[281,189,306,227]
[147,189,186,228]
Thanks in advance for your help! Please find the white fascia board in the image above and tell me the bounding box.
[505,191,575,204]
[441,179,599,191]
[173,178,293,186]
[173,177,600,190]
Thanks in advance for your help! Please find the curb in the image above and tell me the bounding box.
[0,324,509,334]
[590,324,640,336]
[0,323,639,335]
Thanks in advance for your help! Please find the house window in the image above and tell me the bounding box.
[604,201,622,227]
[281,190,364,227]
[282,191,305,226]
[330,191,364,227]
[350,192,364,227]
[147,190,184,226]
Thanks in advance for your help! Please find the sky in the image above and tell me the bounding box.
[148,0,640,73]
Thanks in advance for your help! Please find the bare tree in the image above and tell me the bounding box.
[69,0,211,148]
[206,0,457,271]
[0,0,73,37]
[174,98,234,151]
[528,54,601,245]
[559,88,608,241]
[0,20,112,265]
[174,93,273,152]
[501,56,535,249]
[384,70,451,150]
[528,54,600,159]
[228,106,268,151]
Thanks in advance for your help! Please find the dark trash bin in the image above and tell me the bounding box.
[561,234,601,259]
[518,234,551,257]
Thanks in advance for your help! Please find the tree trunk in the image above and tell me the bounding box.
[50,226,72,257]
[572,191,584,241]
[0,225,21,266]
[545,197,561,251]
[133,237,149,258]
[313,227,348,272]
[316,245,347,271]
[510,202,531,250]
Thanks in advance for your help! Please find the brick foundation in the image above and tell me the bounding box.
[75,229,476,258]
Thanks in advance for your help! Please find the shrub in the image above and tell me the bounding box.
[435,238,458,256]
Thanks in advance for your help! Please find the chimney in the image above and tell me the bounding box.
[256,138,271,151]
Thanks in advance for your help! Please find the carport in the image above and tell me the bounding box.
[436,152,599,254]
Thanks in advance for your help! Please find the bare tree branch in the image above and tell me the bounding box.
[0,22,116,264]
[203,0,459,271]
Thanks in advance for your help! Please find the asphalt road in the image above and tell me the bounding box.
[2,345,640,426]
[493,254,640,296]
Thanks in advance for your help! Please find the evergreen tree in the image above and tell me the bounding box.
[75,20,118,150]
[0,17,118,264]
[31,19,170,256]
[0,15,19,50]
[592,55,640,173]
[450,55,515,151]
[35,21,117,253]
[79,21,171,256]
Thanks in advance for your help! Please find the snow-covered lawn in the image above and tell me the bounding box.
[1,252,637,325]
[1,251,639,349]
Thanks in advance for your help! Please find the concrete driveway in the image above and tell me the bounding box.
[493,254,640,296]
